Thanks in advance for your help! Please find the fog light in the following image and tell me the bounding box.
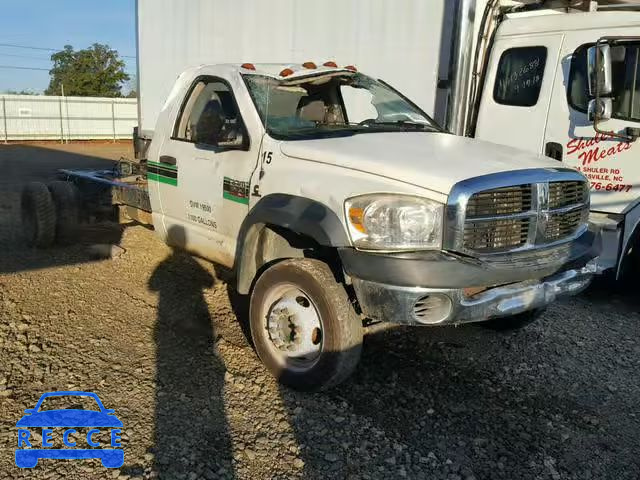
[413,294,452,325]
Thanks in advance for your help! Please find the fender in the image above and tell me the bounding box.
[234,194,350,294]
[618,199,640,279]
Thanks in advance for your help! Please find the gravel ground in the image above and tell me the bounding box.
[1,143,639,479]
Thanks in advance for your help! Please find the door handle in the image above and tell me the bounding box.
[545,142,563,161]
[159,155,177,166]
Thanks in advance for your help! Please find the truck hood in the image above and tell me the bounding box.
[280,132,563,195]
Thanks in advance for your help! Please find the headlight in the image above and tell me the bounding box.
[345,194,444,251]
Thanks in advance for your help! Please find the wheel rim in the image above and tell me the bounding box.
[261,283,324,371]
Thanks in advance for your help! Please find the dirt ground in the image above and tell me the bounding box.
[0,143,639,480]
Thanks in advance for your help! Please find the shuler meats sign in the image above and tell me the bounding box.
[566,133,635,194]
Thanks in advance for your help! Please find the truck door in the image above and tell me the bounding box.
[154,76,257,267]
[475,34,564,154]
[544,32,640,215]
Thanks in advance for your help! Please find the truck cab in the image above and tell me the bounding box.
[472,9,640,277]
[144,63,598,390]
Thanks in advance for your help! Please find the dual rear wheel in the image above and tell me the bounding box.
[21,181,80,247]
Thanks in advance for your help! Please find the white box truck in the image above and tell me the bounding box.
[135,0,640,280]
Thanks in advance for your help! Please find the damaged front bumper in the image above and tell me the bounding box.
[351,259,597,325]
[341,229,600,326]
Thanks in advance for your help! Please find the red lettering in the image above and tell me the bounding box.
[566,139,581,156]
[580,148,601,165]
[568,133,634,165]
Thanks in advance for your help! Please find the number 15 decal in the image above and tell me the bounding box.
[262,151,273,164]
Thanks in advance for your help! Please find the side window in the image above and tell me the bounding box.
[174,78,245,148]
[494,46,547,107]
[569,43,640,122]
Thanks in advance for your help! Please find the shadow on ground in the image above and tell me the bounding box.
[149,226,234,479]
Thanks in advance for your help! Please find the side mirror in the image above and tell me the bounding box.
[626,127,640,142]
[587,44,613,97]
[588,97,613,122]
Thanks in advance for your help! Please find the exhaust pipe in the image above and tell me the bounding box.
[447,0,477,136]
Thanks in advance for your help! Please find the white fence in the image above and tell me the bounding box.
[0,94,138,142]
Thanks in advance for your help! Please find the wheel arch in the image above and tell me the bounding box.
[234,194,349,294]
[618,201,640,279]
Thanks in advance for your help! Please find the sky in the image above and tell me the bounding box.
[0,0,136,93]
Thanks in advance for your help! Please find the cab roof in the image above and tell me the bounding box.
[500,10,640,36]
[231,62,359,80]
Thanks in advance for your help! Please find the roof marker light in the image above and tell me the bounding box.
[302,62,317,69]
[323,61,338,68]
[345,65,358,72]
[280,68,295,77]
[241,63,256,70]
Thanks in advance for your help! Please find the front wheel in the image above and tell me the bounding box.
[480,308,546,332]
[249,259,363,391]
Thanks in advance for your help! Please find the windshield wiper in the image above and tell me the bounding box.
[366,120,435,131]
[271,126,364,139]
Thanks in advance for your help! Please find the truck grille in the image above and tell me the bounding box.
[545,208,584,242]
[548,181,588,209]
[462,181,588,254]
[464,218,530,252]
[466,185,532,218]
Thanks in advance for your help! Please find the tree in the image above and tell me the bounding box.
[45,44,130,97]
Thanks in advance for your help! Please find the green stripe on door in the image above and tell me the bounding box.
[223,191,249,205]
[148,172,178,186]
[147,160,178,171]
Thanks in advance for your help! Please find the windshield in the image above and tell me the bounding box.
[243,72,440,139]
[37,395,101,412]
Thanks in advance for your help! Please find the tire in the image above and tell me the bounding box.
[47,181,80,243]
[15,450,38,468]
[21,182,56,248]
[249,259,363,391]
[480,308,546,332]
[101,450,124,468]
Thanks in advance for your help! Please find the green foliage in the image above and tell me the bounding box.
[45,44,130,97]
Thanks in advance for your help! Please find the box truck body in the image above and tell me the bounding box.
[136,0,459,138]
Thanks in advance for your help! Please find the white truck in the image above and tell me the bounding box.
[135,0,640,280]
[22,63,598,390]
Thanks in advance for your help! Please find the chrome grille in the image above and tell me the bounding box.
[548,181,588,209]
[466,185,532,218]
[461,180,589,254]
[464,218,530,252]
[545,209,584,242]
